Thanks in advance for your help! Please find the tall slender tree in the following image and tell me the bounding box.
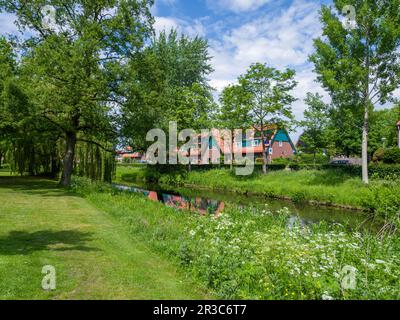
[239,63,297,174]
[310,0,400,183]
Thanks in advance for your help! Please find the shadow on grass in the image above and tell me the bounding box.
[0,176,75,197]
[0,230,98,255]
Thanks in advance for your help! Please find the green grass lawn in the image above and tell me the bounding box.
[0,175,209,300]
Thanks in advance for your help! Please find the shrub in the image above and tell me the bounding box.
[272,157,292,165]
[289,163,324,171]
[373,148,386,163]
[382,148,400,164]
[294,153,330,164]
[321,164,400,179]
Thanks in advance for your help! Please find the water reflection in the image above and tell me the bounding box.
[113,183,378,231]
[286,216,307,230]
[113,184,225,216]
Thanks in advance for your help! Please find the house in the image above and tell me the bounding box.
[241,127,297,162]
[119,126,296,164]
[187,126,296,163]
[116,146,145,163]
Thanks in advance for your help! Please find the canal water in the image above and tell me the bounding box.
[113,183,379,231]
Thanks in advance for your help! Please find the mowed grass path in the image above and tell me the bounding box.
[0,175,208,300]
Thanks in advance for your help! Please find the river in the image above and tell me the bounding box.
[113,182,380,232]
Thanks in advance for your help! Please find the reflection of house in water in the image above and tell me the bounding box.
[162,194,225,216]
[113,184,224,216]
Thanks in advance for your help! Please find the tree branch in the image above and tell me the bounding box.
[77,139,115,153]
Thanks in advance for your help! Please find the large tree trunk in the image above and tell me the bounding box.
[0,151,2,168]
[362,104,369,184]
[61,132,77,187]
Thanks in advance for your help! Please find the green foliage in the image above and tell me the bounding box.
[122,30,215,150]
[294,153,330,164]
[181,209,400,299]
[382,148,400,164]
[370,106,400,151]
[373,148,386,163]
[218,84,252,131]
[310,0,400,182]
[0,0,153,185]
[221,63,297,171]
[299,93,330,156]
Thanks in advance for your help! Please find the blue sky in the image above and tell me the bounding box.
[153,0,334,140]
[0,0,336,141]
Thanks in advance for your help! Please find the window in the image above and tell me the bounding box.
[252,140,260,147]
[279,141,283,147]
[209,137,214,150]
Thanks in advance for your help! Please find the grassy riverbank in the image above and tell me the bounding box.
[71,177,400,300]
[116,166,400,222]
[0,176,209,299]
[1,174,399,299]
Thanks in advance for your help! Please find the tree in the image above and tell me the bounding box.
[121,29,215,155]
[238,63,297,174]
[300,93,330,162]
[218,84,251,169]
[369,105,400,152]
[310,0,400,183]
[0,37,15,169]
[1,0,154,186]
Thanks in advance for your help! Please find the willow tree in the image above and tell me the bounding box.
[1,0,154,186]
[310,0,400,184]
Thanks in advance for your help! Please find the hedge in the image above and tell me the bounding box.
[144,163,288,174]
[122,162,400,180]
[320,164,400,179]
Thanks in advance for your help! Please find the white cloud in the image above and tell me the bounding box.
[0,13,19,35]
[154,16,206,38]
[154,16,180,33]
[206,0,329,142]
[207,0,272,13]
[153,1,327,142]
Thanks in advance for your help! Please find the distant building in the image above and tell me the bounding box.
[186,126,296,164]
[118,126,296,164]
[116,147,145,163]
